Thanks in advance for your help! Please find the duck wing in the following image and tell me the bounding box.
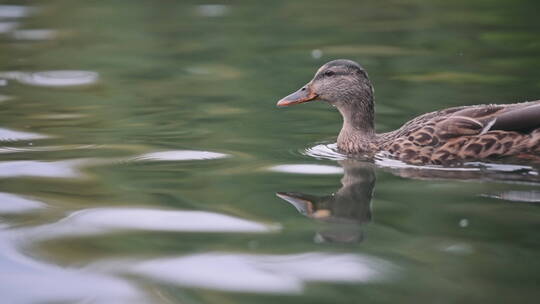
[491,102,540,131]
[436,100,540,138]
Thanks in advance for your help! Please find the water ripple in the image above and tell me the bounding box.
[304,143,346,160]
[195,4,229,17]
[0,21,18,33]
[269,164,343,175]
[94,252,394,294]
[130,150,229,162]
[0,95,12,103]
[0,232,141,304]
[20,208,279,240]
[0,160,82,179]
[0,192,45,214]
[0,71,98,87]
[305,143,540,182]
[12,29,57,40]
[482,190,540,203]
[0,5,31,18]
[0,144,133,155]
[0,128,48,142]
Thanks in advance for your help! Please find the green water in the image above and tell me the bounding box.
[1,0,540,303]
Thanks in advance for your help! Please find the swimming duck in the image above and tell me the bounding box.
[277,59,540,164]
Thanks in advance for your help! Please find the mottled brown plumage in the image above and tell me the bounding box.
[277,59,540,165]
[376,101,540,164]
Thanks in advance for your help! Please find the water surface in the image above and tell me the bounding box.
[1,1,539,303]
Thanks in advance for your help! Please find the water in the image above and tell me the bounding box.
[1,0,539,303]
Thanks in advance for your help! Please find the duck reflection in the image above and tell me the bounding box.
[277,160,375,243]
[276,156,540,244]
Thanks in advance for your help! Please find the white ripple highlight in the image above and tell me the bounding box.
[0,71,98,87]
[131,150,229,161]
[0,192,45,214]
[0,160,82,179]
[269,164,343,175]
[12,29,57,40]
[483,190,540,203]
[0,21,18,33]
[0,128,47,141]
[19,208,279,240]
[0,231,142,304]
[95,252,394,294]
[0,5,31,18]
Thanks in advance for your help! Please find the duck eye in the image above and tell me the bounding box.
[324,70,335,77]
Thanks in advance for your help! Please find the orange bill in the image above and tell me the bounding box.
[276,84,318,107]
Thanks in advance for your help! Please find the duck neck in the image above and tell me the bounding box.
[336,99,376,153]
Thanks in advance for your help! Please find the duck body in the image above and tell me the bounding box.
[374,101,540,164]
[277,59,540,165]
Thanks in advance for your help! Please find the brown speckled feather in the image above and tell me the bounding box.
[377,101,540,164]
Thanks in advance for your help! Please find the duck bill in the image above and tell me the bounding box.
[276,84,318,107]
[275,192,314,215]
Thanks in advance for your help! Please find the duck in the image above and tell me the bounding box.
[277,59,540,165]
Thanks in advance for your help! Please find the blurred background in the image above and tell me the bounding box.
[0,0,539,303]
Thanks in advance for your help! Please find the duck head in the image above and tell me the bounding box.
[276,59,374,109]
[277,59,377,152]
